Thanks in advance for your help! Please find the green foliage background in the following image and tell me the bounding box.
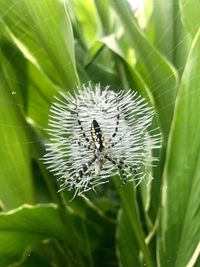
[0,0,199,266]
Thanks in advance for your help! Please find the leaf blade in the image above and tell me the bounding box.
[0,67,34,210]
[0,204,67,267]
[0,0,79,89]
[158,28,200,267]
[110,0,178,141]
[180,0,200,37]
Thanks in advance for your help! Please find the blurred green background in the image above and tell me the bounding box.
[0,0,200,266]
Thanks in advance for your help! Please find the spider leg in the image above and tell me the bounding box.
[75,154,97,180]
[107,129,130,149]
[77,140,94,151]
[108,105,120,144]
[106,104,129,149]
[75,102,90,143]
[107,134,124,149]
[105,154,137,184]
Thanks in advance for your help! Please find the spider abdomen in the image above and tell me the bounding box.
[91,119,104,151]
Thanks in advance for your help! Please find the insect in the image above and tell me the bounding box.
[74,103,137,185]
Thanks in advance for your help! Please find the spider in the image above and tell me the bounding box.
[74,103,137,184]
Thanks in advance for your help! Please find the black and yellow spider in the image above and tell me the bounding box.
[74,103,137,185]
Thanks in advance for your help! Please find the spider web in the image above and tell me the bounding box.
[0,1,199,266]
[0,0,195,203]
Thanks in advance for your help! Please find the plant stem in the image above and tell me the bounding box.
[115,181,154,267]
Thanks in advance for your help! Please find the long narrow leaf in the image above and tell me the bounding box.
[0,204,66,266]
[180,0,200,37]
[0,0,79,89]
[110,0,178,141]
[0,67,34,210]
[158,28,200,267]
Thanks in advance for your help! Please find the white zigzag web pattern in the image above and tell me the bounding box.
[43,83,162,197]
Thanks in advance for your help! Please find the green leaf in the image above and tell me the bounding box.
[67,0,99,46]
[0,204,66,267]
[149,0,191,74]
[110,0,178,141]
[180,0,200,37]
[27,62,56,130]
[21,252,52,267]
[115,183,154,267]
[84,40,104,67]
[100,34,155,105]
[0,67,34,210]
[149,0,174,61]
[0,39,55,130]
[0,0,79,90]
[0,39,29,113]
[116,209,141,267]
[94,0,110,34]
[158,28,200,267]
